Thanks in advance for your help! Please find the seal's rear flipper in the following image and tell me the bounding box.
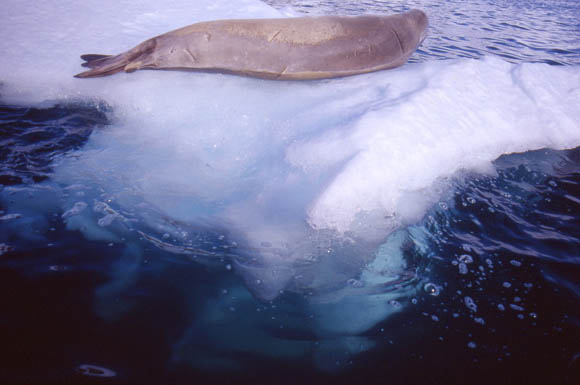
[75,39,156,78]
[81,54,112,62]
[75,53,129,78]
[80,54,113,68]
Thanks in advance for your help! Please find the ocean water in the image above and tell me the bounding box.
[0,0,579,384]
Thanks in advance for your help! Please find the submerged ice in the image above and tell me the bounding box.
[1,0,580,349]
[49,56,579,302]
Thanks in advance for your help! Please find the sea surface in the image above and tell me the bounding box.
[1,0,579,384]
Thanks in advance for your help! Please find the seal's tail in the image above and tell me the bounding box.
[74,39,156,78]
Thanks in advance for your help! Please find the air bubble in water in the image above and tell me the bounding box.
[76,364,116,378]
[347,278,364,288]
[424,283,440,296]
[510,304,524,311]
[389,300,402,309]
[459,254,473,264]
[61,201,87,219]
[464,296,477,312]
[458,262,468,275]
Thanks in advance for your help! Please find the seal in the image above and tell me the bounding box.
[75,9,428,80]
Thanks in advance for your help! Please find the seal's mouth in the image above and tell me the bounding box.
[419,26,428,45]
[418,12,429,45]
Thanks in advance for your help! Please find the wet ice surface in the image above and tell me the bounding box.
[1,0,580,383]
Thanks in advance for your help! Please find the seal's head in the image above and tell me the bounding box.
[408,9,429,44]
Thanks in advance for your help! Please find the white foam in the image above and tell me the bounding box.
[2,0,580,301]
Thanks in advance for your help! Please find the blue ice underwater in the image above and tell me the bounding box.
[1,54,580,372]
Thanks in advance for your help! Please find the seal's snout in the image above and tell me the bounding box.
[408,9,428,44]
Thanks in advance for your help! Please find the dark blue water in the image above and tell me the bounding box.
[2,0,580,384]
